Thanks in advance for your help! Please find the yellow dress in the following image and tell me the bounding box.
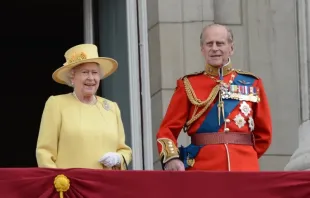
[35,93,132,170]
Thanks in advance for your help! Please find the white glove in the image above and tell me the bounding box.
[99,152,121,168]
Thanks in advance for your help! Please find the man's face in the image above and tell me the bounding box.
[200,26,234,67]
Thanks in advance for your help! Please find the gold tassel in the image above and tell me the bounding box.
[217,98,221,125]
[54,174,70,198]
[221,100,225,124]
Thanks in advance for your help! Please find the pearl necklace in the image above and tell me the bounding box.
[72,92,97,105]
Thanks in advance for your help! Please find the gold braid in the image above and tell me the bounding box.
[183,77,220,128]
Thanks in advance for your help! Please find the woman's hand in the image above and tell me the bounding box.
[99,152,121,167]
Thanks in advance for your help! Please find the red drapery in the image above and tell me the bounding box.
[0,168,309,198]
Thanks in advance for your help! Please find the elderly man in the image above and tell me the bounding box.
[156,24,272,171]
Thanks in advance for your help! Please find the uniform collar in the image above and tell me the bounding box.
[204,58,233,77]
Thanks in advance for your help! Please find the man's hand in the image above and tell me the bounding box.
[164,159,185,171]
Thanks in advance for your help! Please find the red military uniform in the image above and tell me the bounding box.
[156,62,272,171]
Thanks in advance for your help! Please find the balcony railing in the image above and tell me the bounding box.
[0,168,309,198]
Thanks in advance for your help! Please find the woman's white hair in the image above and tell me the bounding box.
[66,69,76,87]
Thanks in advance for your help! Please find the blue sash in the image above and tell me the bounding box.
[179,144,202,169]
[196,74,256,133]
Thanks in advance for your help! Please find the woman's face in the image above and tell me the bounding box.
[71,62,101,97]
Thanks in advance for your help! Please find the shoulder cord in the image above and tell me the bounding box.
[183,77,220,129]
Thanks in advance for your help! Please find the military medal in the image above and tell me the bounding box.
[251,96,258,102]
[248,94,253,102]
[248,86,256,102]
[229,85,236,99]
[236,85,241,100]
[233,113,246,128]
[243,86,249,101]
[239,101,251,116]
[248,116,255,131]
[220,82,231,99]
[239,85,247,101]
[238,85,243,100]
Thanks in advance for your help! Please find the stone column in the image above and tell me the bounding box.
[146,0,215,170]
[284,0,310,171]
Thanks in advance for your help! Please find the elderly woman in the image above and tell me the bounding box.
[36,44,132,170]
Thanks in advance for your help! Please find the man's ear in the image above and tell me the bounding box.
[200,46,205,55]
[230,43,234,56]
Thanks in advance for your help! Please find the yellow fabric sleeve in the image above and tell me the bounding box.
[113,102,132,170]
[36,96,60,168]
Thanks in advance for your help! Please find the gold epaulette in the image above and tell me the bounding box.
[181,71,204,80]
[235,69,259,79]
[157,138,179,163]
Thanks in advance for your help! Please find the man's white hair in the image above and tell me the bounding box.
[200,23,234,46]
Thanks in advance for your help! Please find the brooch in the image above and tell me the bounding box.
[103,100,110,111]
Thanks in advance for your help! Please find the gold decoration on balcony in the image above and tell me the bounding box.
[54,174,70,198]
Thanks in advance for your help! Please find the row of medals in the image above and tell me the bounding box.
[220,82,260,103]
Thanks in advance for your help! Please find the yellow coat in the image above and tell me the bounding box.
[36,93,132,170]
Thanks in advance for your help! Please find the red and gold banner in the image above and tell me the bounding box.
[0,168,309,198]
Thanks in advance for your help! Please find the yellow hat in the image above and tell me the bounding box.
[52,44,118,85]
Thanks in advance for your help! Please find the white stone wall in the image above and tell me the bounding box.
[147,0,302,170]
